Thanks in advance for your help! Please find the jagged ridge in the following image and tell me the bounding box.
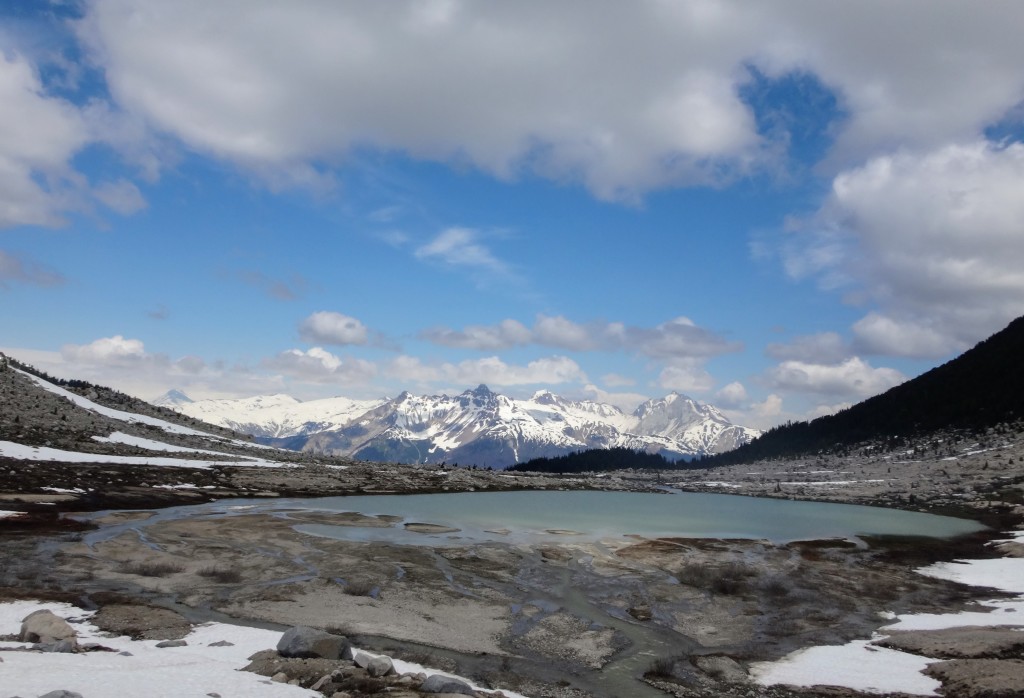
[157,384,760,469]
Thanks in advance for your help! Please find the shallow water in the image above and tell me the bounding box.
[282,490,985,545]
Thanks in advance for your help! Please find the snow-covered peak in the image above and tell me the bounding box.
[153,389,193,407]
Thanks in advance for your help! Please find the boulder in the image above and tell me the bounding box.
[19,610,76,647]
[366,655,395,677]
[420,674,476,695]
[925,658,1024,698]
[277,626,350,660]
[692,654,748,684]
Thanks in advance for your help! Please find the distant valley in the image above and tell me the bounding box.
[155,385,760,468]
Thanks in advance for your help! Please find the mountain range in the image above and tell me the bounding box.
[154,385,760,468]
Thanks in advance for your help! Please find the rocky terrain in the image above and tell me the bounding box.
[2,354,1024,697]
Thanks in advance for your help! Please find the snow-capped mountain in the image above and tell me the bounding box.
[155,385,760,468]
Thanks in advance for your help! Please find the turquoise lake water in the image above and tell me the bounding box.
[282,490,986,545]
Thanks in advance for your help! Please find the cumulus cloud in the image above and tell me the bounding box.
[422,314,739,359]
[0,51,88,227]
[784,141,1024,357]
[714,381,749,409]
[61,335,148,365]
[298,311,369,346]
[420,319,531,351]
[0,250,65,289]
[71,1,1024,201]
[765,332,850,364]
[656,360,715,394]
[765,357,905,399]
[265,347,377,384]
[387,354,586,388]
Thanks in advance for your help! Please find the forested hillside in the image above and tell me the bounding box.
[706,315,1024,465]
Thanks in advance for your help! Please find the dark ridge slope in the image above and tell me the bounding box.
[706,315,1024,465]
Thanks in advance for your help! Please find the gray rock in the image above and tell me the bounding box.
[353,651,372,668]
[277,626,349,660]
[271,671,289,683]
[38,692,84,698]
[208,640,235,647]
[20,610,77,646]
[925,658,1024,698]
[692,654,748,684]
[37,639,77,653]
[310,674,333,691]
[155,639,188,648]
[366,655,394,677]
[419,674,476,695]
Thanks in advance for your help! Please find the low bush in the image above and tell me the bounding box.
[120,561,183,577]
[197,566,243,583]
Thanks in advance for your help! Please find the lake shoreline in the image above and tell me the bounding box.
[2,447,1023,697]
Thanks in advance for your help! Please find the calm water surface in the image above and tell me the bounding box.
[284,490,985,545]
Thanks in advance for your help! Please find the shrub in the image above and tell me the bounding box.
[644,656,677,678]
[343,579,378,597]
[197,566,243,583]
[120,561,183,577]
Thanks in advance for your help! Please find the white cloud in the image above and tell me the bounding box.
[388,354,586,388]
[265,347,377,384]
[0,51,88,227]
[75,0,773,201]
[851,313,953,359]
[656,360,715,394]
[62,335,148,365]
[786,141,1024,357]
[533,315,596,352]
[601,373,636,388]
[92,178,147,215]
[73,2,1024,201]
[0,250,65,289]
[298,311,368,346]
[765,357,905,399]
[581,383,648,413]
[715,381,749,409]
[765,332,850,364]
[420,319,531,351]
[422,314,739,359]
[414,227,514,284]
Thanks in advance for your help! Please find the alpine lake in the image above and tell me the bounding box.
[43,489,989,698]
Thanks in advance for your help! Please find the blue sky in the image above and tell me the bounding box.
[3,1,1024,429]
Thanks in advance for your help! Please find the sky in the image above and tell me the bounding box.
[2,0,1024,430]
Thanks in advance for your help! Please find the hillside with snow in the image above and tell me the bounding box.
[157,384,760,468]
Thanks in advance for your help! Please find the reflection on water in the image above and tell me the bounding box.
[283,490,985,546]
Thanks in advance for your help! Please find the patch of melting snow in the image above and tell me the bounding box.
[0,600,527,698]
[0,510,26,518]
[0,440,287,469]
[752,531,1024,695]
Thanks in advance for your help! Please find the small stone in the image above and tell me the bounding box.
[38,692,84,698]
[155,639,188,648]
[271,671,289,683]
[208,640,234,647]
[310,674,333,691]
